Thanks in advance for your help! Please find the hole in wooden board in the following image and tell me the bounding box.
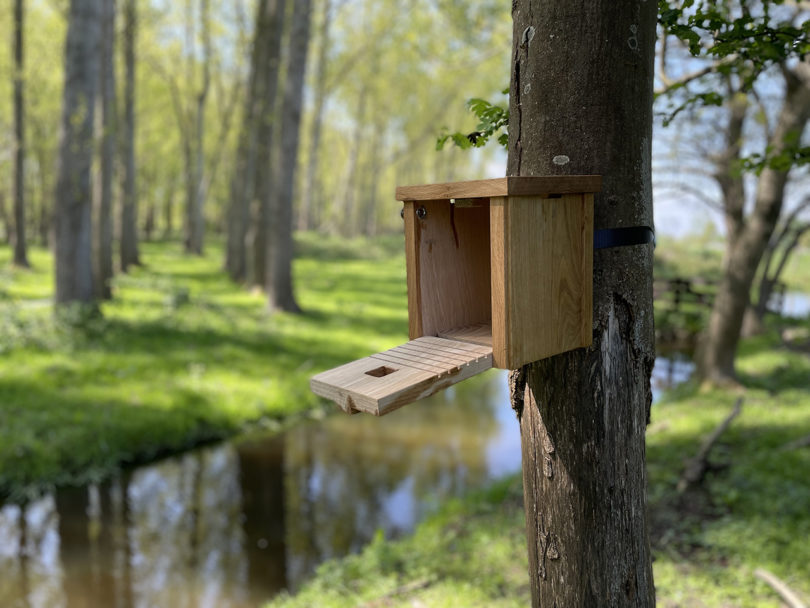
[365,365,398,378]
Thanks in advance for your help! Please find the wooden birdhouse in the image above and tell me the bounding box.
[310,175,601,416]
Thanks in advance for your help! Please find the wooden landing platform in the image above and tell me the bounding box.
[310,336,493,416]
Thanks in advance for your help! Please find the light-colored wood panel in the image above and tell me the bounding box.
[403,201,423,339]
[436,322,493,347]
[416,201,491,337]
[395,176,602,202]
[490,197,509,368]
[370,352,448,374]
[491,194,593,368]
[580,194,595,346]
[417,336,493,355]
[310,337,493,416]
[393,343,473,366]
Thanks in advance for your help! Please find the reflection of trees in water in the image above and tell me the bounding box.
[1,447,252,608]
[284,372,504,586]
[127,447,247,608]
[0,495,65,608]
[235,434,287,601]
[0,371,509,604]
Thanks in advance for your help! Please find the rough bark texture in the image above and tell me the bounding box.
[12,0,30,268]
[266,0,310,312]
[297,0,332,232]
[94,0,116,297]
[700,62,810,383]
[120,0,140,270]
[508,2,656,606]
[54,0,101,305]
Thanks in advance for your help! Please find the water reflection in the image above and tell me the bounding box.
[0,371,520,607]
[651,352,696,402]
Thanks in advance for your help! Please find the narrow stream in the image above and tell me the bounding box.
[1,354,693,608]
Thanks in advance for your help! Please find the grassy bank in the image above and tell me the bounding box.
[0,234,409,502]
[269,325,810,608]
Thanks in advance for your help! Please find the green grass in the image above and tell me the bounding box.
[0,233,410,502]
[270,478,530,608]
[269,324,810,608]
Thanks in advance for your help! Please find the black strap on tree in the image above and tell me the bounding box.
[594,226,655,250]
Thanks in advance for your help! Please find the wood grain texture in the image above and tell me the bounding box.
[491,194,593,369]
[437,321,493,346]
[395,176,601,202]
[412,201,491,338]
[403,201,423,338]
[310,337,493,416]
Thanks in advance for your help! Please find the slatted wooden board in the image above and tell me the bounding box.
[310,336,493,416]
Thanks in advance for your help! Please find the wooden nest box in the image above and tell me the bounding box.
[311,175,601,416]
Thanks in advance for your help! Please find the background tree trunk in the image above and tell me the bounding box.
[94,0,116,298]
[12,0,30,268]
[297,0,332,233]
[743,205,810,336]
[245,0,285,288]
[508,1,656,605]
[266,0,310,312]
[55,0,102,306]
[120,0,140,270]
[183,0,211,255]
[700,62,810,384]
[225,0,269,282]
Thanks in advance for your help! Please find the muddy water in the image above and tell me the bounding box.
[0,356,693,608]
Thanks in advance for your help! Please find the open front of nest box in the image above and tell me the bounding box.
[310,175,601,416]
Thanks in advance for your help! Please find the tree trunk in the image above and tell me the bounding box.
[743,198,810,336]
[700,62,810,384]
[508,2,656,606]
[12,0,30,268]
[162,168,177,238]
[225,0,271,281]
[297,0,332,233]
[55,0,102,307]
[120,0,140,270]
[267,0,310,312]
[337,88,366,236]
[183,0,211,256]
[94,0,115,298]
[0,192,8,244]
[245,0,285,287]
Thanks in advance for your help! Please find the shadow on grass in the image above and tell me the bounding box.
[0,377,235,503]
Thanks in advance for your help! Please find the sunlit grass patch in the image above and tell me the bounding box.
[0,234,409,501]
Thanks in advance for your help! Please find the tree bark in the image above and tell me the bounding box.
[12,0,30,268]
[183,0,211,256]
[54,0,102,306]
[226,0,272,281]
[245,0,285,287]
[743,198,810,336]
[700,62,810,383]
[297,0,332,232]
[266,0,310,312]
[94,0,116,298]
[508,2,656,606]
[120,0,140,270]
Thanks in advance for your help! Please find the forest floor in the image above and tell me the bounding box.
[268,324,810,608]
[0,234,410,502]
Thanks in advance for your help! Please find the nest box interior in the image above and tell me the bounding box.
[310,175,601,416]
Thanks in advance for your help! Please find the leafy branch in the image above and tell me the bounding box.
[437,92,509,151]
